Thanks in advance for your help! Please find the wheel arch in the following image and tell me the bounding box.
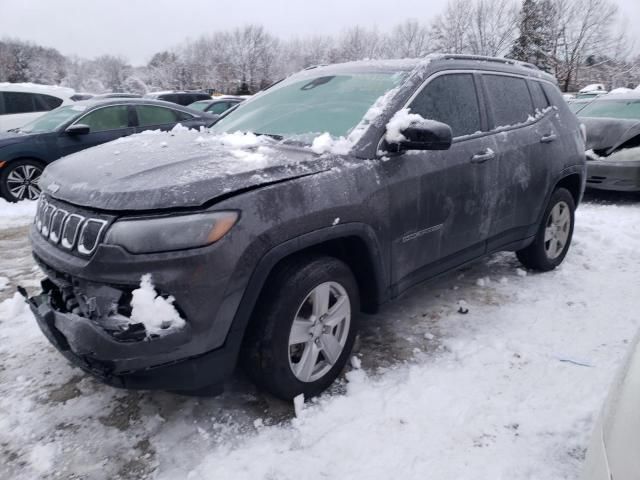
[231,223,388,343]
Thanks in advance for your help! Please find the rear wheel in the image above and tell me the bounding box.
[0,159,44,202]
[242,256,359,400]
[516,188,575,271]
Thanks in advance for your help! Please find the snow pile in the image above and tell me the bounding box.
[384,108,427,143]
[129,274,185,335]
[0,199,38,228]
[310,133,352,155]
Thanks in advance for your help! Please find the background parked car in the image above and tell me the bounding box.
[578,93,640,191]
[144,90,211,106]
[92,93,142,99]
[0,83,76,131]
[583,332,640,480]
[188,96,245,115]
[0,98,216,201]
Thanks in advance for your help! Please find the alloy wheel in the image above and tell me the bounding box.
[6,164,42,201]
[288,281,351,383]
[544,201,571,260]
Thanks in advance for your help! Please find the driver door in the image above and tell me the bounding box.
[386,72,497,289]
[56,105,135,158]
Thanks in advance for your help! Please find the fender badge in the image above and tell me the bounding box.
[47,183,60,193]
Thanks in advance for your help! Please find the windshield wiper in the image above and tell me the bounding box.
[254,132,284,141]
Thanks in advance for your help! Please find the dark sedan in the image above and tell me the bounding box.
[579,94,640,192]
[0,98,215,201]
[188,96,245,115]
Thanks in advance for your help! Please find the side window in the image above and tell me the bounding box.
[137,105,180,126]
[208,102,231,114]
[483,75,535,127]
[34,94,63,112]
[541,82,572,115]
[529,81,549,111]
[409,73,482,137]
[78,106,130,132]
[3,92,36,114]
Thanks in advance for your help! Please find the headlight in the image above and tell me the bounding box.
[104,211,238,254]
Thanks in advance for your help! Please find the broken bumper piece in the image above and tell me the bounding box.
[22,280,234,393]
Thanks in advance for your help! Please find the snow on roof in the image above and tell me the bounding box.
[608,87,633,95]
[0,82,75,97]
[579,83,606,93]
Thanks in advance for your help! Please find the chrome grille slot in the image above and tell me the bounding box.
[41,204,55,236]
[61,214,83,250]
[78,219,108,255]
[49,209,68,243]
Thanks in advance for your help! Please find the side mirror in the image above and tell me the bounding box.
[65,124,90,135]
[390,120,453,151]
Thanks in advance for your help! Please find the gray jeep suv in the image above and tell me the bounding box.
[26,55,586,400]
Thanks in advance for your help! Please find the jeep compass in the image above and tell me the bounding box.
[26,55,586,400]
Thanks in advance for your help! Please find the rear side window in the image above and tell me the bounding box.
[483,75,534,127]
[34,94,63,111]
[208,102,231,114]
[410,73,482,137]
[78,106,130,132]
[137,105,181,126]
[2,92,36,114]
[529,81,549,111]
[541,82,573,115]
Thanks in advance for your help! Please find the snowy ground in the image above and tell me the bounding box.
[0,191,639,480]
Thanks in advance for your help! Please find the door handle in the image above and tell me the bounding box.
[470,148,496,164]
[540,133,557,143]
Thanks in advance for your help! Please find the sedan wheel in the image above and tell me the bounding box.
[4,163,43,201]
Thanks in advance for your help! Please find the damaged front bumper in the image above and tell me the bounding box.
[23,279,239,392]
[586,160,640,192]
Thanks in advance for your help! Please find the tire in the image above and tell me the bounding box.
[516,188,576,272]
[242,255,360,400]
[0,159,44,202]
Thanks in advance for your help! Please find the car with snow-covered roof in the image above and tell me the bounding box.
[578,92,640,191]
[0,83,77,132]
[26,54,585,400]
[188,96,245,115]
[0,98,216,201]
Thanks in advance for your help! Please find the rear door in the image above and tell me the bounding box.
[480,73,550,249]
[133,104,199,132]
[386,71,498,289]
[56,104,135,157]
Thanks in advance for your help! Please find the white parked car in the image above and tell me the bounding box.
[583,333,640,480]
[0,83,76,131]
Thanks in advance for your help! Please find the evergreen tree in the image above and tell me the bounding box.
[510,0,550,71]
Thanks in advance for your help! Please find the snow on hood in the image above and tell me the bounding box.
[39,127,333,211]
[581,117,640,154]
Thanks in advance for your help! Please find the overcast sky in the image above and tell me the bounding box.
[1,0,638,65]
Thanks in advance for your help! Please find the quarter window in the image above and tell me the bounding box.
[208,102,232,114]
[483,75,535,127]
[34,94,63,111]
[409,73,482,138]
[78,106,130,132]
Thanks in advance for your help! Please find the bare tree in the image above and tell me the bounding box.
[430,0,473,54]
[386,19,433,58]
[467,0,520,56]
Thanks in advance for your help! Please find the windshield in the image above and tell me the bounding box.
[20,105,87,133]
[578,99,640,120]
[210,72,406,141]
[188,101,210,111]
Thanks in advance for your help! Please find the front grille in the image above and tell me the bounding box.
[35,196,111,256]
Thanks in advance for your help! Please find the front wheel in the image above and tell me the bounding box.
[516,187,576,271]
[242,256,359,400]
[0,159,44,202]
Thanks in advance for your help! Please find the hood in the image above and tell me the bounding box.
[39,129,335,211]
[0,130,32,148]
[581,117,640,154]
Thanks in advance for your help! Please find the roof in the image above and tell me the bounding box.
[588,93,640,102]
[305,54,556,83]
[71,97,202,110]
[145,90,210,96]
[0,82,75,97]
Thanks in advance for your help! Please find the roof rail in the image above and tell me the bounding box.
[440,54,539,71]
